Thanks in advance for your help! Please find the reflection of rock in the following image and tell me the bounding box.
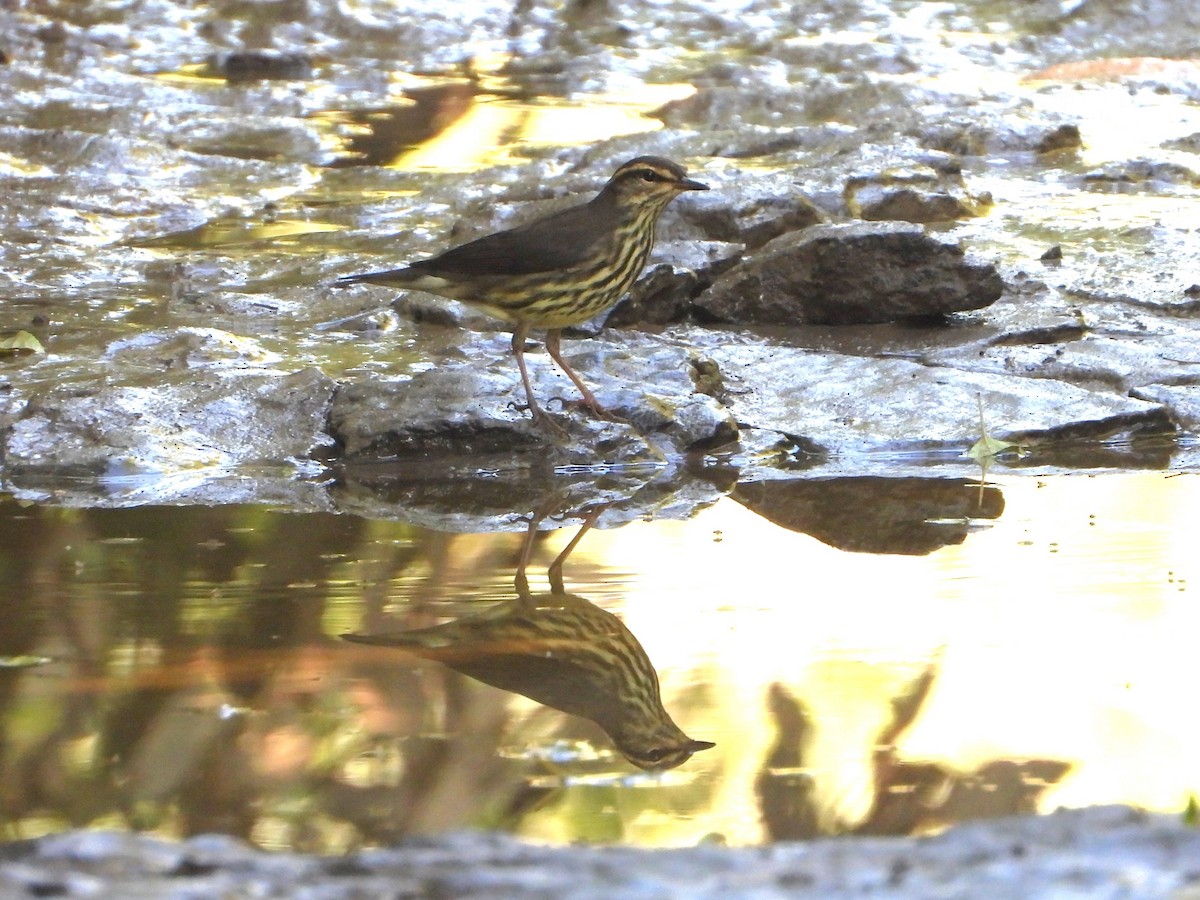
[733,476,1004,556]
[344,510,713,771]
[331,456,731,531]
[695,222,1004,326]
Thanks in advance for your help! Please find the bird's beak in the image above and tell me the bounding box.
[675,176,710,192]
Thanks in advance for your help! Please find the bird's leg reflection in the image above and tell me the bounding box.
[517,503,601,600]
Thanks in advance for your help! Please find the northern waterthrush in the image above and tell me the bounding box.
[343,506,714,771]
[335,156,709,424]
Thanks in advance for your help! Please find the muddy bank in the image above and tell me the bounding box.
[3,0,1200,509]
[3,806,1198,899]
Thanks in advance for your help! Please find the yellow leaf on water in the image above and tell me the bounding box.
[0,330,45,354]
[967,433,1017,461]
[967,394,1019,461]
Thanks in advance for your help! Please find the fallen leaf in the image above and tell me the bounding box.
[0,330,45,354]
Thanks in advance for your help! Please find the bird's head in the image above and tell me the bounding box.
[612,716,716,771]
[599,156,709,212]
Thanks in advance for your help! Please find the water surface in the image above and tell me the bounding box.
[0,470,1194,850]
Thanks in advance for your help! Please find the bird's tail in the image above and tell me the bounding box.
[333,267,415,288]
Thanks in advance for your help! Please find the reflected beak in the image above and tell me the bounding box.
[687,739,716,753]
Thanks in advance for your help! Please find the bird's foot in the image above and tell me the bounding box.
[508,400,570,438]
[549,395,626,424]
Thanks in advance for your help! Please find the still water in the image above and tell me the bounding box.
[0,470,1194,851]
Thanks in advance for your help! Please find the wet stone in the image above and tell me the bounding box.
[846,165,993,224]
[103,327,281,369]
[1131,384,1200,431]
[924,329,1200,394]
[209,50,314,83]
[918,115,1085,158]
[695,221,1004,326]
[1081,158,1200,190]
[707,342,1174,455]
[4,368,337,474]
[328,336,738,463]
[4,807,1200,899]
[666,172,827,250]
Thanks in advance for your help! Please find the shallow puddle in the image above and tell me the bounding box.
[4,0,1200,863]
[0,470,1194,850]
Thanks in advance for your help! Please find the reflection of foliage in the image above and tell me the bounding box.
[0,499,711,851]
[0,501,420,849]
[1185,794,1199,827]
[756,667,1071,840]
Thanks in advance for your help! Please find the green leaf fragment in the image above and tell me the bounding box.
[0,331,45,354]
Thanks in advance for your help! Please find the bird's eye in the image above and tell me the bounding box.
[645,747,666,762]
[639,170,659,182]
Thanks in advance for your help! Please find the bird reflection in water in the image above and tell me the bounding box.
[343,506,714,771]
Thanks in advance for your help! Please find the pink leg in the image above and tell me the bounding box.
[545,329,605,416]
[511,324,549,423]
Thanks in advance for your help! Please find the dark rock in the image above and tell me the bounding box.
[210,51,313,83]
[1035,124,1084,155]
[670,180,826,250]
[695,221,1004,326]
[847,170,992,224]
[607,263,698,327]
[606,240,744,327]
[918,117,1083,158]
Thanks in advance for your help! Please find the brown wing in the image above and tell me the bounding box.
[411,196,620,277]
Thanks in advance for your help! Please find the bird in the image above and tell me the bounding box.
[335,156,709,425]
[343,507,714,772]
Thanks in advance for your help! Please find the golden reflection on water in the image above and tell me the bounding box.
[319,79,693,171]
[392,85,695,172]
[561,471,1199,844]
